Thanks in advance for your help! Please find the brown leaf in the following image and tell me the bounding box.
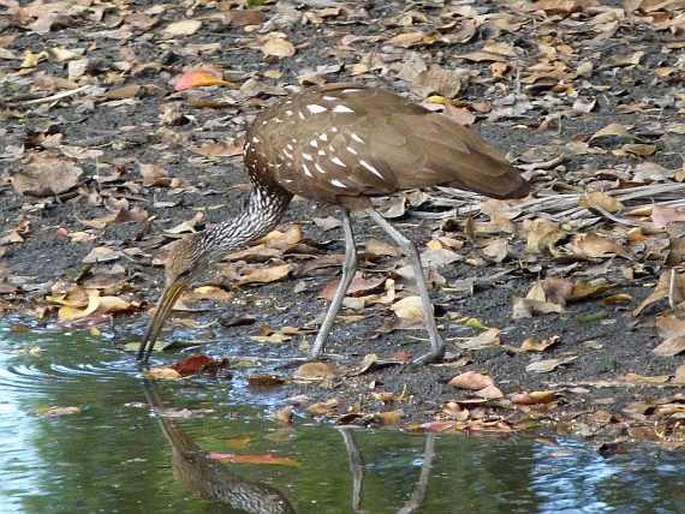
[171,355,215,376]
[365,238,401,257]
[411,64,465,98]
[481,238,509,263]
[567,233,628,259]
[674,363,685,384]
[653,337,685,357]
[590,123,633,141]
[449,371,494,390]
[634,271,685,316]
[526,355,577,373]
[260,37,296,57]
[651,205,685,228]
[522,218,565,254]
[139,163,172,187]
[238,264,292,285]
[144,366,182,380]
[320,273,385,301]
[163,19,202,37]
[579,192,623,213]
[512,297,563,319]
[293,362,337,381]
[11,154,82,196]
[82,246,121,264]
[390,296,425,323]
[623,372,670,384]
[520,336,560,352]
[386,31,427,47]
[456,328,501,350]
[511,390,556,405]
[313,216,342,231]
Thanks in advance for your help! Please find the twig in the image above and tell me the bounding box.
[15,85,92,106]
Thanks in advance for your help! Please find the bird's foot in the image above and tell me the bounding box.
[410,344,446,366]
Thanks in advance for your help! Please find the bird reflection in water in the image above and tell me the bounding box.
[142,380,296,514]
[339,427,436,514]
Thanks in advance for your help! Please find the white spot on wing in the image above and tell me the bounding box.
[331,156,346,168]
[283,149,293,159]
[322,95,339,101]
[331,127,338,133]
[315,163,326,174]
[302,152,313,161]
[298,111,306,120]
[351,133,364,144]
[302,163,313,177]
[318,133,328,142]
[318,149,326,156]
[346,146,358,155]
[306,104,328,114]
[285,110,294,116]
[286,143,294,151]
[330,179,347,188]
[360,159,384,179]
[341,88,361,94]
[333,105,354,114]
[309,139,318,148]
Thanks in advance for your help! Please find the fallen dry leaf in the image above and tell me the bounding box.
[174,68,229,91]
[163,19,202,37]
[653,337,685,357]
[449,371,494,390]
[260,36,296,57]
[511,390,556,405]
[293,362,337,381]
[390,296,425,324]
[456,328,501,350]
[11,154,82,196]
[238,264,292,285]
[526,355,577,373]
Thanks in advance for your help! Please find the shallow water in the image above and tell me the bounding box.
[1,324,684,514]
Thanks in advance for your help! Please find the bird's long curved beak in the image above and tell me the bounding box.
[138,281,186,363]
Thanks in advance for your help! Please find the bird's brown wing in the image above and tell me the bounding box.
[260,86,528,204]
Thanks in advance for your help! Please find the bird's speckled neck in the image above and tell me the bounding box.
[200,183,292,258]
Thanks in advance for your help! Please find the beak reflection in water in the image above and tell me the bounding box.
[137,281,186,363]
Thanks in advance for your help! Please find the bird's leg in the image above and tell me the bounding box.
[367,209,445,364]
[309,210,358,359]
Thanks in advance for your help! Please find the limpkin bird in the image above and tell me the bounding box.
[138,84,529,364]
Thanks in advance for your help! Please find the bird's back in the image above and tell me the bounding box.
[244,85,529,209]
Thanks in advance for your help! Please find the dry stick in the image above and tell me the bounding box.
[16,85,92,106]
[668,268,677,310]
[430,182,685,222]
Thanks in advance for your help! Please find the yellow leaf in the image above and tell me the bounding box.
[58,290,100,321]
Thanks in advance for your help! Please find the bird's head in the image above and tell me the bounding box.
[138,234,207,362]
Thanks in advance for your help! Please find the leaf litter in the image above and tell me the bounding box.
[0,0,684,444]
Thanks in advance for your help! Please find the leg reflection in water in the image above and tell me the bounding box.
[142,380,296,514]
[338,427,436,514]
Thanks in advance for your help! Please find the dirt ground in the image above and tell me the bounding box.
[1,0,684,446]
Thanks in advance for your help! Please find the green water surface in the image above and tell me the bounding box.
[1,325,684,514]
